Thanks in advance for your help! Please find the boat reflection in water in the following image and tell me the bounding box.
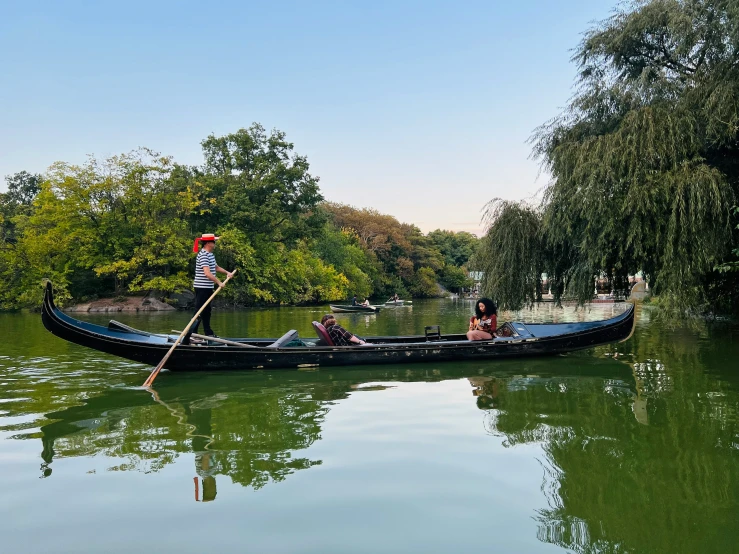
[37,358,632,500]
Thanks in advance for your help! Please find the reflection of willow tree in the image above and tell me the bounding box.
[473,321,739,553]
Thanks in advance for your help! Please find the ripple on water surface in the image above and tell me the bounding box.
[0,302,738,553]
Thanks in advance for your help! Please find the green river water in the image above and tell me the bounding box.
[0,299,737,553]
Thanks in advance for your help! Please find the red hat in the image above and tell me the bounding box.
[192,233,220,252]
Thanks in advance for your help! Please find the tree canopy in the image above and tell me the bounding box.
[0,126,479,309]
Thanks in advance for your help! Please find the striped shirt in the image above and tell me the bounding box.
[194,250,217,289]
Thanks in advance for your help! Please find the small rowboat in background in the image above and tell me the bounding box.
[330,304,381,313]
[385,299,411,306]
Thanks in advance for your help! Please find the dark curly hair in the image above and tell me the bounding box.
[474,298,497,319]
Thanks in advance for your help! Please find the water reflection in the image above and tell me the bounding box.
[466,323,739,554]
[3,304,739,553]
[38,373,331,493]
[34,359,635,500]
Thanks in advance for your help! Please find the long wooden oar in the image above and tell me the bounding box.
[170,331,258,348]
[143,269,237,387]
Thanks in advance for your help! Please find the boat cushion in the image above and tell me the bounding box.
[495,322,516,337]
[509,322,533,337]
[312,321,335,346]
[266,329,299,348]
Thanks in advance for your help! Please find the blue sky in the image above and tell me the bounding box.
[0,0,616,234]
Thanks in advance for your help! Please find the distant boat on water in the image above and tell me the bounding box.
[330,304,381,313]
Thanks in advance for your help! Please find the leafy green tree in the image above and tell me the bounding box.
[7,151,192,305]
[479,0,739,313]
[312,223,376,299]
[323,203,449,296]
[427,230,479,267]
[410,267,440,297]
[406,227,444,272]
[0,124,475,308]
[439,264,473,293]
[0,172,42,308]
[198,124,324,245]
[215,227,350,304]
[1,171,41,241]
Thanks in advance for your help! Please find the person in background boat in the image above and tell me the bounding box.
[362,298,370,307]
[182,233,234,345]
[388,293,399,302]
[321,314,367,346]
[352,295,358,306]
[467,298,497,341]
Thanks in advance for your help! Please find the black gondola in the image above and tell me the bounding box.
[41,282,635,371]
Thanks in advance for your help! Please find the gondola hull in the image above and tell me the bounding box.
[41,282,635,372]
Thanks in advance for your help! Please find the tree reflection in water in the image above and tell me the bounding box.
[36,367,466,493]
[37,361,633,497]
[469,325,739,554]
[39,372,334,495]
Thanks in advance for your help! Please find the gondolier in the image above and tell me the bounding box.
[182,233,234,345]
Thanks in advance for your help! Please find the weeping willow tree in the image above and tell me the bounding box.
[475,200,545,310]
[478,0,739,313]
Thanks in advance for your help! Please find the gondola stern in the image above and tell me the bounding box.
[618,302,637,343]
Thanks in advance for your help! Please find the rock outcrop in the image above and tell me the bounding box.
[65,295,176,313]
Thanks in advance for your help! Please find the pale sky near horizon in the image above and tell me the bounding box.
[0,0,616,235]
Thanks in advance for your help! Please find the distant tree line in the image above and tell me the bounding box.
[0,124,477,310]
[475,0,739,314]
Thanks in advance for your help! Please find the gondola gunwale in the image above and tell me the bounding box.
[41,282,635,371]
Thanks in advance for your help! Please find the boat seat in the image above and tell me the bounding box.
[266,329,299,348]
[425,325,441,341]
[312,321,335,346]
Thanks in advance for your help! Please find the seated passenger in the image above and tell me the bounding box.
[321,315,368,346]
[362,298,370,306]
[467,298,497,341]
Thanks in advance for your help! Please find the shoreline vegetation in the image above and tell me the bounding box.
[0,125,478,312]
[2,1,738,316]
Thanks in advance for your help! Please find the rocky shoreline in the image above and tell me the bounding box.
[64,295,176,313]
